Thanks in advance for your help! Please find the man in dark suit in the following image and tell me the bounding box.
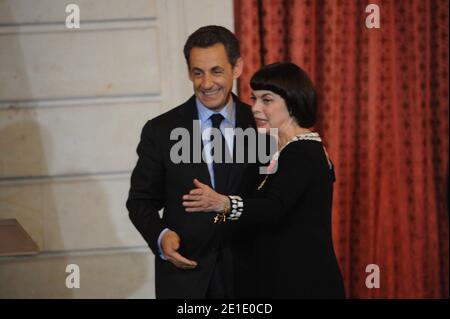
[127,25,258,298]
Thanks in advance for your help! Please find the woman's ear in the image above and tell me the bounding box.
[232,57,244,79]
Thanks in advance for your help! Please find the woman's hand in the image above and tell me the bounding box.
[183,179,228,213]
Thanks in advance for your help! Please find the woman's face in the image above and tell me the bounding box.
[251,90,291,133]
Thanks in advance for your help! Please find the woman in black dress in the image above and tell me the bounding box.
[182,62,345,298]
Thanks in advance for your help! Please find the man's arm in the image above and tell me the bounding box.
[127,121,166,255]
[127,121,197,269]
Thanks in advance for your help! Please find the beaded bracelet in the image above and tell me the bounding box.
[227,195,244,220]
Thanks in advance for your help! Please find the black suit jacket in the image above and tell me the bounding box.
[127,94,258,298]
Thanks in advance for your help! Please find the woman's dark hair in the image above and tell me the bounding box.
[250,62,317,128]
[183,25,240,67]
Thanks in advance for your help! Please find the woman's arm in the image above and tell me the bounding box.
[183,143,314,222]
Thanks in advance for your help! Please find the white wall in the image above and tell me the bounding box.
[0,0,234,298]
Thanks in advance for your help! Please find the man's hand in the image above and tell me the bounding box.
[161,230,197,269]
[183,179,228,212]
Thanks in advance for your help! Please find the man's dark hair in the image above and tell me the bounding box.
[183,25,240,67]
[250,62,317,128]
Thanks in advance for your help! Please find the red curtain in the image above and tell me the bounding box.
[234,0,448,298]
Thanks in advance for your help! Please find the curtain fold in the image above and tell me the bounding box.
[234,0,448,298]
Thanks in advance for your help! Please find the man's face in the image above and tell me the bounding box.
[188,43,243,111]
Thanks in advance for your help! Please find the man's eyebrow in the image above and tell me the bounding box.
[211,66,224,71]
[191,67,204,72]
[261,93,273,98]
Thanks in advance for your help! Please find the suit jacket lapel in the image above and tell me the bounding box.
[177,95,213,188]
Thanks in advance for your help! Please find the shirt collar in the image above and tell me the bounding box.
[196,96,235,126]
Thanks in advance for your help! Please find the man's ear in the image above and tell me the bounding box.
[187,66,193,81]
[232,57,244,79]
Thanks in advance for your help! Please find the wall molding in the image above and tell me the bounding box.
[0,94,162,110]
[0,18,157,35]
[0,245,150,262]
[0,170,132,187]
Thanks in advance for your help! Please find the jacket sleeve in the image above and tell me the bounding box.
[126,120,166,255]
